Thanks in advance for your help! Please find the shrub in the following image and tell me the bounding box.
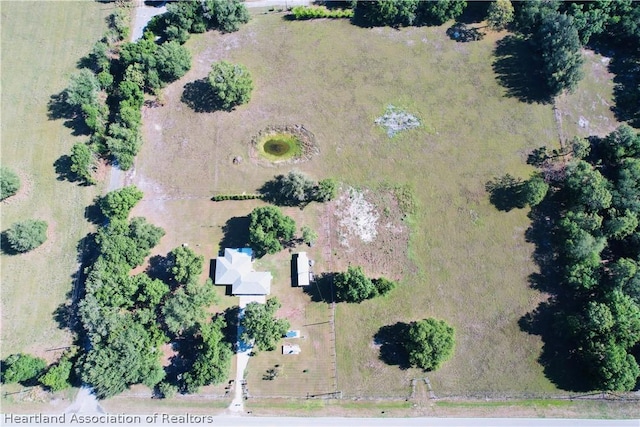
[1,354,47,384]
[99,185,144,220]
[0,166,20,201]
[5,219,48,253]
[373,277,397,296]
[40,359,73,392]
[158,381,178,399]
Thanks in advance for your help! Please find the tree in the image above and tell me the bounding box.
[168,246,204,284]
[70,143,97,185]
[248,206,296,257]
[487,0,514,31]
[66,69,100,108]
[536,12,584,96]
[183,316,232,392]
[5,219,48,253]
[405,318,456,371]
[314,178,338,202]
[156,41,192,83]
[1,354,46,384]
[162,279,218,335]
[0,166,20,200]
[277,170,315,205]
[133,273,169,307]
[564,161,612,212]
[416,0,467,25]
[207,61,253,111]
[352,0,419,27]
[40,359,73,392]
[301,226,318,246]
[522,174,549,207]
[334,265,378,303]
[206,0,250,33]
[158,381,178,399]
[99,185,144,220]
[241,298,290,352]
[600,125,640,166]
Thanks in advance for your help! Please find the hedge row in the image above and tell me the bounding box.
[290,5,354,20]
[211,194,263,202]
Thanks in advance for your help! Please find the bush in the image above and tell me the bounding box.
[70,143,97,185]
[5,219,48,253]
[211,194,261,202]
[158,381,178,399]
[0,166,20,201]
[373,277,397,296]
[40,359,73,392]
[315,178,338,202]
[301,226,318,246]
[1,354,47,384]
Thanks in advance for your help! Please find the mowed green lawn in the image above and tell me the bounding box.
[134,14,561,397]
[1,1,111,360]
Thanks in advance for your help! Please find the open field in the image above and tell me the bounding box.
[0,1,111,361]
[129,12,572,399]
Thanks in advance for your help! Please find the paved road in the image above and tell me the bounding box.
[206,417,638,427]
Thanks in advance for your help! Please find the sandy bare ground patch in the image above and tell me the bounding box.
[329,186,412,281]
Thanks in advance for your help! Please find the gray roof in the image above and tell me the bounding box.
[215,249,252,285]
[215,248,271,295]
[296,252,310,287]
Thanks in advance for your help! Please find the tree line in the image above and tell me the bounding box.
[504,125,640,392]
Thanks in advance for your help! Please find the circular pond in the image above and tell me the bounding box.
[250,125,319,165]
[261,134,302,160]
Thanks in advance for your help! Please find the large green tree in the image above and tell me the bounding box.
[241,298,290,352]
[183,316,232,392]
[99,185,144,220]
[5,219,48,253]
[487,0,514,31]
[248,206,296,257]
[536,12,584,96]
[207,61,253,111]
[405,318,456,371]
[333,265,378,303]
[168,246,204,285]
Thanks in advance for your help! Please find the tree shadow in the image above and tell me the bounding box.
[53,155,78,183]
[222,306,240,349]
[302,272,335,303]
[373,322,411,369]
[446,23,484,42]
[519,300,593,392]
[47,91,91,136]
[485,174,526,212]
[608,52,640,128]
[181,79,226,113]
[455,1,489,25]
[84,197,106,226]
[0,231,20,256]
[492,35,552,104]
[219,216,250,252]
[147,254,173,283]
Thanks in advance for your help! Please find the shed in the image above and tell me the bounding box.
[295,252,311,287]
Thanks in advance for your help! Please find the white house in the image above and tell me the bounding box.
[215,248,271,295]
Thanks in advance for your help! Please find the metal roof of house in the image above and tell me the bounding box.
[215,248,271,295]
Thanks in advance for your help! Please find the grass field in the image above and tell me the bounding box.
[132,14,562,398]
[0,1,112,361]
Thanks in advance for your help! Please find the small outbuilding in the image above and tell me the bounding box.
[294,252,311,287]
